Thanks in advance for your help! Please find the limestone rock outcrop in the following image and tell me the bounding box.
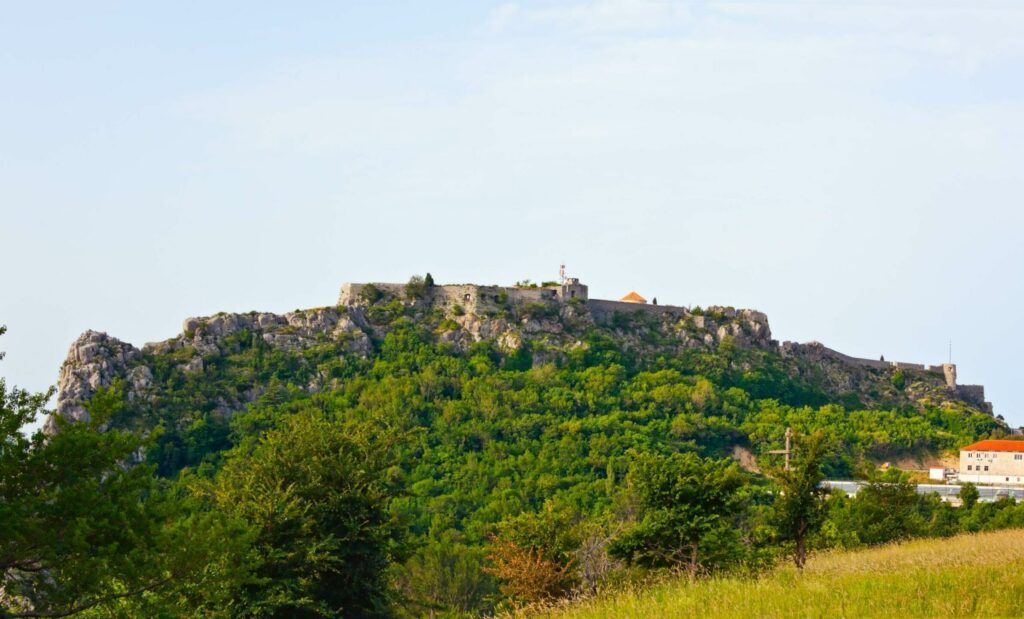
[46,330,142,431]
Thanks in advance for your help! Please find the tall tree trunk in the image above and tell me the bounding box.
[794,533,807,569]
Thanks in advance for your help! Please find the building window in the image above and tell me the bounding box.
[968,465,973,471]
[985,466,989,471]
[1016,454,1022,461]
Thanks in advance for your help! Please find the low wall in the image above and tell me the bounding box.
[585,299,689,320]
[785,341,945,375]
[957,384,986,406]
[338,282,561,313]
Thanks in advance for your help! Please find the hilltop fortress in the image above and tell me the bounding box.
[44,274,997,433]
[339,278,769,325]
[339,277,992,413]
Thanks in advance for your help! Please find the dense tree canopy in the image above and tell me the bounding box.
[1,295,1014,616]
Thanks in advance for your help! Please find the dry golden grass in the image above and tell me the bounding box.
[523,529,1024,618]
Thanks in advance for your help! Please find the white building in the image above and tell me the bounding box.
[959,440,1024,485]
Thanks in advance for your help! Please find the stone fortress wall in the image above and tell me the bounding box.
[339,281,767,324]
[780,341,991,412]
[339,278,989,413]
[339,281,570,314]
[340,279,773,348]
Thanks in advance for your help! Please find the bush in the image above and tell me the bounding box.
[520,302,556,320]
[485,507,580,603]
[406,275,428,300]
[360,283,384,304]
[891,369,906,390]
[609,453,747,577]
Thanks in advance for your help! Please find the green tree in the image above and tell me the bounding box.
[891,369,906,390]
[405,275,427,300]
[959,482,979,510]
[847,469,925,545]
[395,536,493,617]
[0,328,215,617]
[424,272,435,288]
[773,431,828,568]
[196,409,407,618]
[609,452,746,577]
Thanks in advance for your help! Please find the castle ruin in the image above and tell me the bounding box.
[338,277,992,414]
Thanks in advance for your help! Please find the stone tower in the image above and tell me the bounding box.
[558,278,588,302]
[943,363,957,389]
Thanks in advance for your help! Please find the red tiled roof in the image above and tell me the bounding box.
[961,439,1024,452]
[620,291,647,303]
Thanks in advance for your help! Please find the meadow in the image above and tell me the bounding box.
[525,528,1024,618]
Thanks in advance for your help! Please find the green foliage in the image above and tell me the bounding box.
[1,328,227,617]
[360,283,385,304]
[959,482,979,510]
[31,305,1004,615]
[891,369,906,390]
[195,410,408,618]
[520,301,557,320]
[771,432,828,568]
[609,453,747,576]
[824,469,926,547]
[406,275,428,300]
[395,534,492,617]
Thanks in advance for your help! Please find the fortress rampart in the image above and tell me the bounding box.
[781,341,992,413]
[338,279,991,414]
[339,281,570,314]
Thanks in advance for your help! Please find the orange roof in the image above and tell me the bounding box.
[961,440,1024,452]
[620,291,647,303]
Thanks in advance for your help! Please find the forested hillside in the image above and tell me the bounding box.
[4,278,1008,617]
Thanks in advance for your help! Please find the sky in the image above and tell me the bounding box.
[2,1,1023,426]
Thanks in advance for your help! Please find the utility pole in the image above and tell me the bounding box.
[768,427,793,471]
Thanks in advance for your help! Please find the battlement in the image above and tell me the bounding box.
[782,340,953,380]
[338,280,586,314]
[339,280,771,343]
[780,341,992,413]
[338,281,767,322]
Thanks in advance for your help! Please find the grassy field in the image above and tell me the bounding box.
[525,529,1024,618]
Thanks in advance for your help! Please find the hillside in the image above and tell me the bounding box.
[42,277,1008,615]
[527,528,1024,618]
[51,278,1001,457]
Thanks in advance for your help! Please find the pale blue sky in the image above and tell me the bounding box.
[2,1,1023,424]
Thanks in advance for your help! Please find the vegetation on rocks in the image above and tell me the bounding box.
[1,284,1015,616]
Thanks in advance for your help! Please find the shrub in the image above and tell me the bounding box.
[521,302,556,320]
[891,369,906,390]
[485,507,580,603]
[406,276,428,300]
[360,283,384,304]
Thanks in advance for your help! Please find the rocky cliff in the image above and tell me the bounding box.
[46,284,997,433]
